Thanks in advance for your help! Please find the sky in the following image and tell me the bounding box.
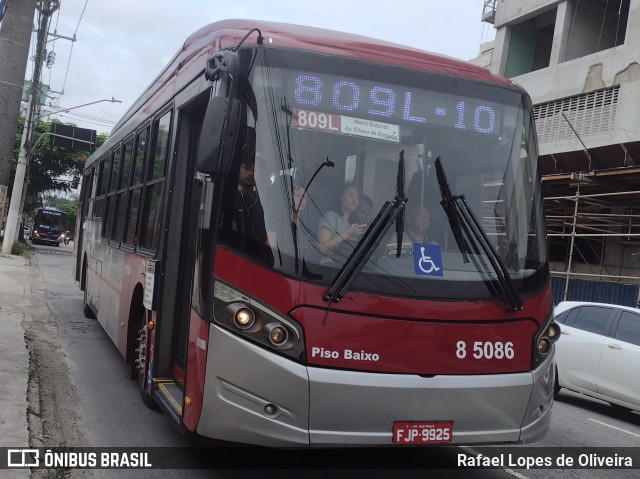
[30,0,496,134]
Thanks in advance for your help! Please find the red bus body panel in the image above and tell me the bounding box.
[212,248,551,375]
[183,309,209,431]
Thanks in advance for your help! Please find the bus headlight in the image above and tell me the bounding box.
[537,337,551,354]
[546,322,561,341]
[267,324,289,346]
[532,311,561,369]
[213,281,305,361]
[234,306,255,330]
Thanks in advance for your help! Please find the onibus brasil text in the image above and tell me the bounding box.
[40,450,151,468]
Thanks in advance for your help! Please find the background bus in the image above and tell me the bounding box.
[74,19,558,447]
[30,206,68,246]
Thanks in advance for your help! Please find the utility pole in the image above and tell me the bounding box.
[0,0,37,233]
[1,0,59,253]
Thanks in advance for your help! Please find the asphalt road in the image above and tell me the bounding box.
[30,240,640,478]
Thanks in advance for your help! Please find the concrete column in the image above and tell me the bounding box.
[549,0,571,65]
[490,25,511,77]
[624,0,640,49]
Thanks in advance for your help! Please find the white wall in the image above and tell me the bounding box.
[491,0,640,155]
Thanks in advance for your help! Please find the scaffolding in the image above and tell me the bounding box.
[482,0,497,24]
[542,167,640,305]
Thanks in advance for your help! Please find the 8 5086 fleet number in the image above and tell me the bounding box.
[456,341,514,360]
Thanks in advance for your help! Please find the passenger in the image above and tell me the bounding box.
[404,204,433,243]
[317,184,367,260]
[232,156,268,245]
[349,193,373,225]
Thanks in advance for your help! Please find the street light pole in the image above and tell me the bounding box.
[1,0,54,252]
[1,97,121,254]
[36,97,123,122]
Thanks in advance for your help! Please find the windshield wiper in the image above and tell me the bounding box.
[394,151,406,257]
[434,158,523,312]
[323,152,408,303]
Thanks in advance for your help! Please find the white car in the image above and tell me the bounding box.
[554,301,640,413]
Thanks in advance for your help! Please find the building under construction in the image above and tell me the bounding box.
[479,0,640,306]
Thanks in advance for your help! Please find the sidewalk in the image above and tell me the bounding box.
[0,252,33,479]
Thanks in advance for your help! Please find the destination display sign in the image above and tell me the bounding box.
[291,71,504,136]
[291,108,400,143]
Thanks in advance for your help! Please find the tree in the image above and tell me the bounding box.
[43,195,77,217]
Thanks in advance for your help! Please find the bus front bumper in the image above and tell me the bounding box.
[196,326,554,447]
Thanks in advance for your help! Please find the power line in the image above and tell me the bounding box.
[40,102,118,122]
[53,116,114,129]
[73,0,88,36]
[57,0,89,97]
[57,109,117,123]
[53,112,116,128]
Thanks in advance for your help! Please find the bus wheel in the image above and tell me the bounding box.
[83,290,95,319]
[133,306,157,409]
[553,366,561,397]
[82,266,96,319]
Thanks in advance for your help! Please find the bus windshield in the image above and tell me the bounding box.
[222,48,547,301]
[34,208,66,232]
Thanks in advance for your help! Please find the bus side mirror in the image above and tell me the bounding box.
[196,96,242,177]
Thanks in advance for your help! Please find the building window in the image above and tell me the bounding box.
[564,0,629,61]
[504,8,556,78]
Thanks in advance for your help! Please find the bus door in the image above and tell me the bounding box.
[151,90,208,414]
[74,169,94,283]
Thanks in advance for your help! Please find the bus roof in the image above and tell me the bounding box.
[99,19,516,164]
[187,19,507,81]
[37,206,65,213]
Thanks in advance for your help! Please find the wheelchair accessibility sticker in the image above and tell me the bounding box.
[413,243,443,276]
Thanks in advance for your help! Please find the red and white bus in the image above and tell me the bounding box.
[74,19,559,446]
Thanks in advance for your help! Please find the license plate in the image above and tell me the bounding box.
[392,421,453,444]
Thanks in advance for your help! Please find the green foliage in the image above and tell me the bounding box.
[45,195,78,218]
[11,240,31,259]
[11,116,108,214]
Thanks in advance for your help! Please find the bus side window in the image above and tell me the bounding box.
[138,110,172,253]
[103,148,121,241]
[112,140,134,246]
[123,127,149,247]
[94,154,110,223]
[84,167,95,219]
[217,126,273,267]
